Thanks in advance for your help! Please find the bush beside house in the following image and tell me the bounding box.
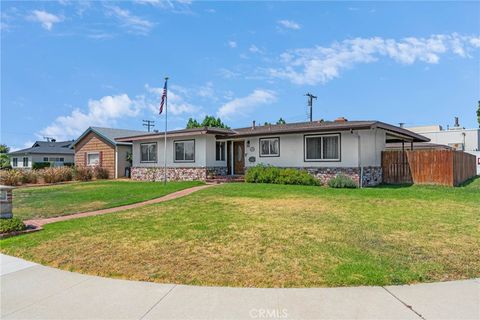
[0,217,26,234]
[0,166,110,186]
[246,165,320,186]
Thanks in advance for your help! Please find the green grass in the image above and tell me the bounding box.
[2,178,479,288]
[12,180,204,220]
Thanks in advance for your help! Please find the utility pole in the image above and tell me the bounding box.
[305,93,317,122]
[142,120,155,132]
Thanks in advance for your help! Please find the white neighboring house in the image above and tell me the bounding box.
[116,118,428,186]
[8,140,74,169]
[408,118,480,174]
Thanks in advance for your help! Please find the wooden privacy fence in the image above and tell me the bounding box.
[381,150,477,186]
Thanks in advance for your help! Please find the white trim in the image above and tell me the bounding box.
[114,147,118,179]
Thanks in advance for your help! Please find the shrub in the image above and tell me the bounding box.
[21,170,39,184]
[94,167,110,179]
[0,218,26,234]
[32,162,51,170]
[246,165,319,186]
[0,170,23,186]
[42,167,73,183]
[74,166,93,181]
[328,174,358,188]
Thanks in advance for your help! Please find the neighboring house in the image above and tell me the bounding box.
[72,127,146,179]
[8,140,74,169]
[408,119,480,174]
[116,118,428,186]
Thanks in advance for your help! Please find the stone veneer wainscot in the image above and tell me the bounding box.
[131,167,227,182]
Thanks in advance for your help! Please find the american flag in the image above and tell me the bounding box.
[159,79,167,115]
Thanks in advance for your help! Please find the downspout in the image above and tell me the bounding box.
[353,130,363,188]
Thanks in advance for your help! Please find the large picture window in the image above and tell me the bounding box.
[259,137,280,157]
[216,141,225,161]
[304,134,340,161]
[174,140,195,162]
[140,143,157,162]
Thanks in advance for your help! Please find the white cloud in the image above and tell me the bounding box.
[228,41,237,48]
[269,33,480,85]
[40,94,141,141]
[105,5,154,35]
[145,84,199,116]
[28,10,63,31]
[277,19,301,30]
[217,89,276,119]
[249,45,263,54]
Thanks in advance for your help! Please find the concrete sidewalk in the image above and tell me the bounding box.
[1,254,478,320]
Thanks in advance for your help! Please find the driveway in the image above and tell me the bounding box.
[1,254,478,319]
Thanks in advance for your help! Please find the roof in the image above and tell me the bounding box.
[116,120,429,143]
[9,141,74,155]
[72,127,147,147]
[115,127,235,142]
[385,142,453,150]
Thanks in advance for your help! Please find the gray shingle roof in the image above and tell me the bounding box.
[9,141,74,155]
[72,127,147,147]
[115,120,429,143]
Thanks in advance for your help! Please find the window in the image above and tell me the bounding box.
[43,157,49,162]
[12,158,18,167]
[87,153,100,166]
[23,157,29,167]
[60,157,64,162]
[140,143,157,162]
[216,142,225,161]
[304,134,340,161]
[174,140,195,162]
[259,138,280,157]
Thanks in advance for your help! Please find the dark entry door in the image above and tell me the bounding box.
[233,141,245,175]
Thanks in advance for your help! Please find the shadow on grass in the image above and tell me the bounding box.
[457,176,479,187]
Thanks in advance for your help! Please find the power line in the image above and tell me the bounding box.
[142,120,155,132]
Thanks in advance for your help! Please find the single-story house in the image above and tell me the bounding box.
[8,140,74,169]
[116,118,429,186]
[72,127,146,179]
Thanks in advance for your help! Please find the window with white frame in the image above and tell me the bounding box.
[174,140,195,162]
[12,158,18,167]
[87,153,100,166]
[43,157,49,162]
[140,143,157,162]
[304,134,340,161]
[259,137,280,157]
[23,157,29,167]
[216,141,225,161]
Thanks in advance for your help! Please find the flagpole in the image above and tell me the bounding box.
[163,77,169,185]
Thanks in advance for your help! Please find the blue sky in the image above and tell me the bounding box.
[1,1,479,150]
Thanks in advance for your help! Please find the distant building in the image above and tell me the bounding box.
[408,117,480,174]
[8,140,74,169]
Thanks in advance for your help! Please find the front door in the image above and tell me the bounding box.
[233,141,245,175]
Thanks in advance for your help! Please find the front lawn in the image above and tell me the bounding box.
[12,180,204,220]
[2,178,479,288]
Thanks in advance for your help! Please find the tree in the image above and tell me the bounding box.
[0,144,11,169]
[477,101,480,128]
[186,116,229,129]
[186,118,201,129]
[276,118,286,125]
